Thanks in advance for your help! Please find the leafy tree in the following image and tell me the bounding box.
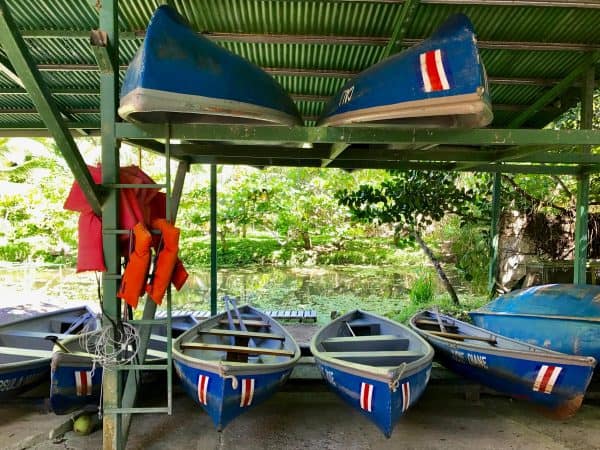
[337,170,489,304]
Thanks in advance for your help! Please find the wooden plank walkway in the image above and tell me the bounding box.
[156,309,317,322]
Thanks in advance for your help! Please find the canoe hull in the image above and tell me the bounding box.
[0,361,49,399]
[174,361,293,430]
[311,310,433,437]
[119,5,302,126]
[318,14,492,127]
[315,358,430,437]
[411,310,596,418]
[470,284,600,360]
[172,305,300,429]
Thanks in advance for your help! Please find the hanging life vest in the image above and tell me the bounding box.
[117,222,152,309]
[146,219,181,305]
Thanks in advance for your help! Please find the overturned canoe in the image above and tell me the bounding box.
[470,284,600,362]
[119,5,302,126]
[173,305,301,430]
[311,310,433,437]
[318,14,492,128]
[411,310,596,419]
[50,313,198,414]
[0,306,99,399]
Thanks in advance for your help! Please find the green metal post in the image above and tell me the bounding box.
[97,0,120,448]
[488,173,502,296]
[573,66,595,284]
[210,164,218,315]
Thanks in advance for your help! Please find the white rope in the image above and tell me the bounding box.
[78,322,140,371]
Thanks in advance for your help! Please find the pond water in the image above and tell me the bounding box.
[0,263,437,323]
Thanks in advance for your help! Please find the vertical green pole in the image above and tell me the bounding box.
[210,164,218,315]
[573,66,595,284]
[99,0,120,449]
[488,172,502,296]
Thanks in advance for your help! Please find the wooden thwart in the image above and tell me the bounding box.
[325,350,423,358]
[180,342,294,357]
[0,346,52,358]
[200,328,285,340]
[415,319,458,328]
[430,330,497,344]
[218,319,270,328]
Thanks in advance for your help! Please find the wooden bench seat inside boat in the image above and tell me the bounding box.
[218,319,270,328]
[0,346,53,358]
[200,328,285,340]
[325,350,423,366]
[50,315,91,334]
[321,335,409,352]
[345,320,381,336]
[180,342,294,357]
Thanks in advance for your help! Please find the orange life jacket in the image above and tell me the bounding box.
[117,222,152,308]
[146,219,180,305]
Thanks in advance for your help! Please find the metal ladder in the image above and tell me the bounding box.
[103,126,178,443]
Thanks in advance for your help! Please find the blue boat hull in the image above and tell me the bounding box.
[174,361,293,430]
[119,5,302,125]
[318,14,492,127]
[50,363,102,414]
[0,364,49,399]
[412,310,596,418]
[316,360,430,437]
[470,284,600,361]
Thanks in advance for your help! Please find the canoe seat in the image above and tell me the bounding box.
[180,342,294,357]
[321,335,409,352]
[200,328,285,341]
[218,319,270,328]
[324,350,423,367]
[0,346,53,358]
[345,320,381,336]
[0,330,72,340]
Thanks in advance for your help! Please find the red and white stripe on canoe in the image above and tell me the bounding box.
[197,374,209,405]
[74,370,92,397]
[360,382,374,412]
[533,365,563,394]
[240,378,255,407]
[420,49,450,93]
[401,381,411,412]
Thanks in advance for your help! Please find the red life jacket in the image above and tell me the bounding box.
[146,219,180,305]
[117,222,152,308]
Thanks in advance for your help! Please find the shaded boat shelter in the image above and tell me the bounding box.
[0,0,598,448]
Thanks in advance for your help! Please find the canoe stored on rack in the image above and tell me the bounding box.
[119,5,302,126]
[470,284,600,362]
[172,305,301,430]
[310,310,433,437]
[411,310,596,419]
[50,313,198,414]
[317,14,492,128]
[0,306,99,399]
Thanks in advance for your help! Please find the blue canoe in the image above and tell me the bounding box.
[310,310,433,437]
[50,313,198,414]
[317,14,492,128]
[172,305,301,430]
[411,310,596,419]
[470,284,600,362]
[0,306,99,399]
[119,5,302,126]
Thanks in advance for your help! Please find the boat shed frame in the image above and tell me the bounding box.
[0,0,598,448]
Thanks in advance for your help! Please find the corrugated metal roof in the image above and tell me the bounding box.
[0,0,599,131]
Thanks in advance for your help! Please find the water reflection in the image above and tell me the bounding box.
[0,264,417,323]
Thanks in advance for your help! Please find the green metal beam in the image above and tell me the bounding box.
[574,66,595,284]
[0,0,103,215]
[210,163,218,316]
[508,51,600,128]
[90,30,115,74]
[116,123,600,146]
[382,0,420,58]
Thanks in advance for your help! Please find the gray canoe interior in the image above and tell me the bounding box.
[316,312,428,367]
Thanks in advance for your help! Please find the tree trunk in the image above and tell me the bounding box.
[411,230,460,305]
[301,231,312,250]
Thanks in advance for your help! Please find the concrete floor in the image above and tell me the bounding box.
[3,382,600,450]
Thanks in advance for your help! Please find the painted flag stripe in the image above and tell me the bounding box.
[197,374,209,405]
[74,371,92,396]
[402,382,411,412]
[533,365,562,394]
[240,378,255,407]
[360,382,373,412]
[420,49,450,93]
